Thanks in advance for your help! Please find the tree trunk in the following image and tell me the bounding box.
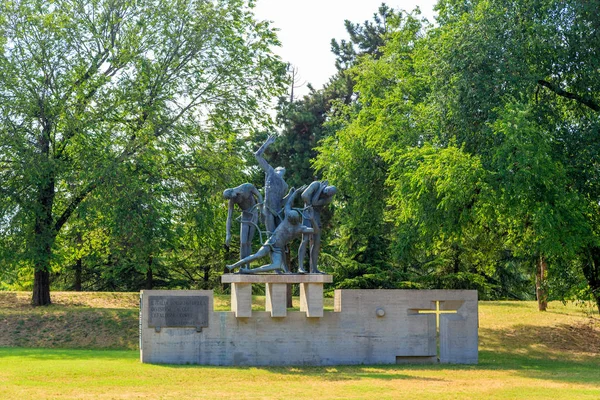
[31,119,56,306]
[32,269,51,306]
[583,247,600,314]
[31,173,55,306]
[535,255,548,311]
[452,245,461,274]
[74,258,82,291]
[145,256,154,290]
[203,265,210,285]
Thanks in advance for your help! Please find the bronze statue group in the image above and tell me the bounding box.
[224,136,336,274]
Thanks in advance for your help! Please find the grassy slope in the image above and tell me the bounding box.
[0,292,599,399]
[0,291,315,349]
[0,292,141,349]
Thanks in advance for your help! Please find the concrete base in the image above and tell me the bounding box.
[266,283,287,317]
[299,283,324,317]
[231,283,251,318]
[223,274,333,318]
[140,289,478,366]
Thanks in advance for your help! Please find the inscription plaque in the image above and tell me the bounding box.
[148,296,209,329]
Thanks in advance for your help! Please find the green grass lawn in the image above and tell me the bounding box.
[0,347,598,399]
[0,293,598,399]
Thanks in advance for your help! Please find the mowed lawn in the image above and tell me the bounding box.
[0,293,599,399]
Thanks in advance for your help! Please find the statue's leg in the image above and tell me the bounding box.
[240,217,255,268]
[264,212,275,235]
[309,232,323,274]
[283,245,291,273]
[298,233,308,274]
[249,212,258,240]
[274,214,282,229]
[242,249,284,274]
[227,246,269,272]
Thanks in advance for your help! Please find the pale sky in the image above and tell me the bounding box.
[253,0,437,97]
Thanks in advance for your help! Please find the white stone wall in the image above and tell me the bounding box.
[140,289,478,365]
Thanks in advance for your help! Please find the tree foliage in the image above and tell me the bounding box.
[0,0,285,304]
[1,0,599,312]
[316,0,600,309]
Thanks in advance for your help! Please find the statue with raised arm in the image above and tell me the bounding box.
[223,183,263,266]
[226,186,314,274]
[255,135,288,234]
[298,180,337,274]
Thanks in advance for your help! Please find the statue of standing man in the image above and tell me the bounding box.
[255,135,288,234]
[223,183,263,266]
[298,181,337,274]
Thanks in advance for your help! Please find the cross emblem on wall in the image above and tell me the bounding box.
[404,297,476,364]
[414,301,458,333]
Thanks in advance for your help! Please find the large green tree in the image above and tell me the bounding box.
[428,0,600,309]
[316,0,600,309]
[314,9,427,288]
[0,0,285,305]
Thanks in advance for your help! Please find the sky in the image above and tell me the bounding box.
[253,0,438,98]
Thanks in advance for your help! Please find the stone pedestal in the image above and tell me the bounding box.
[221,274,333,318]
[231,282,252,318]
[265,283,287,317]
[300,283,324,317]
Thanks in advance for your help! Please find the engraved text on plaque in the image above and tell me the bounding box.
[148,296,209,329]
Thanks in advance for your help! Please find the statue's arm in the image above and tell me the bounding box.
[225,199,234,247]
[251,185,263,205]
[311,181,327,204]
[254,135,276,173]
[284,187,297,214]
[300,226,315,235]
[302,181,321,204]
[313,195,333,207]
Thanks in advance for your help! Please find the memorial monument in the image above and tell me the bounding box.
[139,135,479,366]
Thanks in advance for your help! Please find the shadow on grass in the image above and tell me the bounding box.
[154,352,600,385]
[478,350,600,385]
[155,363,446,382]
[475,321,600,386]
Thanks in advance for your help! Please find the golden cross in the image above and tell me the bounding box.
[416,301,457,331]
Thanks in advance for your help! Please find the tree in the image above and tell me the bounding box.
[314,8,427,287]
[427,0,600,309]
[330,3,400,71]
[316,0,600,310]
[0,0,285,305]
[285,64,306,103]
[260,3,408,190]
